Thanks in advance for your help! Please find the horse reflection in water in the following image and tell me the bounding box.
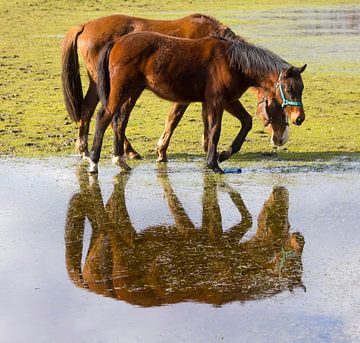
[65,168,305,306]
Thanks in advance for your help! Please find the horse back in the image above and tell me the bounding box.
[108,32,232,103]
[77,14,225,81]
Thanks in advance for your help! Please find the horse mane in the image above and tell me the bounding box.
[213,30,290,78]
[189,13,222,25]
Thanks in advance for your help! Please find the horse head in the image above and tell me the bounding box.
[278,64,307,126]
[256,64,307,146]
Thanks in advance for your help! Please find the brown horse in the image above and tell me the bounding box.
[61,14,305,161]
[65,166,305,306]
[61,14,240,159]
[93,32,306,173]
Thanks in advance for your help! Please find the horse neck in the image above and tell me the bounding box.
[250,72,279,102]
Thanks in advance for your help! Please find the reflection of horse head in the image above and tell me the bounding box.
[65,166,305,306]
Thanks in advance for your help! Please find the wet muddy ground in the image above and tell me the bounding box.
[1,158,359,342]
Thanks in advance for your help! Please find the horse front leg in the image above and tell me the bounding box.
[76,78,99,159]
[205,99,225,174]
[218,100,252,163]
[120,92,143,160]
[201,103,210,153]
[156,103,189,162]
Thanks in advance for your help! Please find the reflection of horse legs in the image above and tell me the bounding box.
[202,173,223,238]
[218,100,252,163]
[65,167,106,288]
[156,166,195,236]
[222,183,253,241]
[156,103,189,162]
[106,173,137,246]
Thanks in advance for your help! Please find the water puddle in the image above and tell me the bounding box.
[228,6,360,68]
[1,158,359,342]
[237,7,360,36]
[65,165,304,306]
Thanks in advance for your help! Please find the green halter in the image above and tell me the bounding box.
[275,77,303,109]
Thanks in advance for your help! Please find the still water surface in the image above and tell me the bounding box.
[0,159,359,342]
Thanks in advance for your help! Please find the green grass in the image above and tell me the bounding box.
[0,0,359,163]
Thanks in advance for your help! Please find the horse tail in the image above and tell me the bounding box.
[61,25,85,122]
[97,41,115,107]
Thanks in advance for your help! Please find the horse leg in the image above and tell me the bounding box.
[88,105,115,173]
[121,94,143,160]
[112,90,143,164]
[205,100,225,174]
[201,103,210,153]
[218,100,252,163]
[156,103,189,162]
[76,78,99,158]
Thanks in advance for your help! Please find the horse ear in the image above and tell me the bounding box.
[298,64,307,73]
[283,66,295,78]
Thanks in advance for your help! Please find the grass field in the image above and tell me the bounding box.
[0,0,359,164]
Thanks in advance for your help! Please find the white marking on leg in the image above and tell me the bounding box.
[88,160,98,174]
[112,156,121,166]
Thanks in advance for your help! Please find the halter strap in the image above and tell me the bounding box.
[275,73,303,109]
[257,97,289,127]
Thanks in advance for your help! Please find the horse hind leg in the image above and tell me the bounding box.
[111,107,132,171]
[119,93,143,160]
[205,99,225,174]
[88,99,130,174]
[111,111,131,171]
[156,103,189,162]
[112,88,143,167]
[76,78,99,159]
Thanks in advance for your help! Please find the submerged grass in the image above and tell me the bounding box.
[0,0,359,164]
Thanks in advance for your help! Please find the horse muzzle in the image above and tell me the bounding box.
[270,125,289,146]
[289,109,305,126]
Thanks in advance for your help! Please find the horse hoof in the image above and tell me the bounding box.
[122,164,132,171]
[112,156,121,165]
[208,165,224,174]
[128,152,142,160]
[88,160,98,174]
[156,156,168,163]
[113,156,131,171]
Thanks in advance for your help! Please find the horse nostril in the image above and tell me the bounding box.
[296,117,303,125]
